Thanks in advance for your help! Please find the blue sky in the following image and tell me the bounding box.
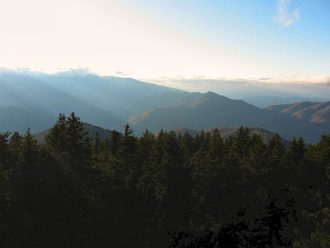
[0,0,329,82]
[127,0,330,78]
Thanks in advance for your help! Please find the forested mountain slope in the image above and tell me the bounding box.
[130,92,327,142]
[267,101,330,124]
[0,113,329,247]
[0,70,184,132]
[33,122,113,144]
[0,70,329,142]
[173,127,288,144]
[0,106,54,133]
[34,122,287,145]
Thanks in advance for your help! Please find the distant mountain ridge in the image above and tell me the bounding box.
[0,70,329,143]
[173,127,288,144]
[0,106,54,133]
[0,69,182,132]
[129,91,327,142]
[242,96,324,108]
[267,101,330,124]
[34,123,113,144]
[34,122,286,146]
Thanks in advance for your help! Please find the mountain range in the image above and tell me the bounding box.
[34,124,287,146]
[129,92,329,142]
[267,101,330,124]
[0,69,329,143]
[34,123,113,144]
[173,127,288,144]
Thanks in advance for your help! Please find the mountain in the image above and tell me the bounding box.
[266,101,330,124]
[34,123,114,144]
[0,106,55,133]
[0,69,183,132]
[36,70,185,119]
[0,71,126,131]
[34,122,285,146]
[1,70,329,143]
[242,96,323,108]
[35,120,290,148]
[129,92,327,142]
[217,127,281,142]
[129,92,268,130]
[173,127,288,144]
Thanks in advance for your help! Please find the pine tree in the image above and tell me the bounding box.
[286,137,306,166]
[209,128,225,161]
[93,132,101,155]
[109,130,122,156]
[0,132,11,169]
[66,112,92,165]
[179,133,196,162]
[228,127,253,162]
[45,113,68,155]
[267,134,286,162]
[119,124,139,189]
[22,128,40,163]
[9,132,23,156]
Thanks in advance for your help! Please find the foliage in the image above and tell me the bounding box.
[0,113,329,247]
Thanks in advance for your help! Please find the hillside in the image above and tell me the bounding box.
[173,127,288,144]
[242,96,323,108]
[0,106,55,133]
[34,123,113,144]
[0,70,183,132]
[129,92,326,142]
[34,121,285,146]
[267,101,330,124]
[0,70,329,143]
[130,92,270,130]
[3,111,330,247]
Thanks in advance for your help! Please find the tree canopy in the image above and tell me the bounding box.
[0,113,329,247]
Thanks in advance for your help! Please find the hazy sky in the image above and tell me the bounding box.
[0,0,329,81]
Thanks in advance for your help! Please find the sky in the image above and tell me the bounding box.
[0,0,329,83]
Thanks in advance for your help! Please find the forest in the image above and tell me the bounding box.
[0,113,329,247]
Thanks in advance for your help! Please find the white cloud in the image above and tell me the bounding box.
[275,0,300,27]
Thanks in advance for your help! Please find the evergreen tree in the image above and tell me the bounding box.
[66,112,92,165]
[286,137,306,166]
[93,132,101,155]
[1,115,329,247]
[45,113,68,155]
[22,128,40,163]
[0,132,11,169]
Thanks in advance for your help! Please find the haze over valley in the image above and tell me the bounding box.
[0,69,329,143]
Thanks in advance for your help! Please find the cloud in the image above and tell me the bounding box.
[275,0,300,27]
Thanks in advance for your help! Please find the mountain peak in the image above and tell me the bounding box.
[205,91,218,96]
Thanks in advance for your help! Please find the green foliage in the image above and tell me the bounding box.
[0,114,329,247]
